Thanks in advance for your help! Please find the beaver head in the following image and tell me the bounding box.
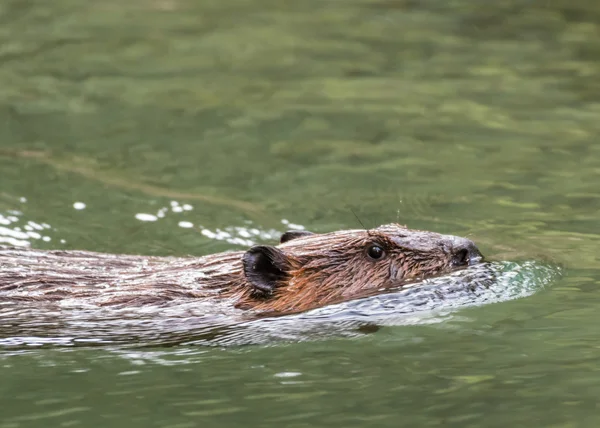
[237,223,483,313]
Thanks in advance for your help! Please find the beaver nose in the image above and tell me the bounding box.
[448,237,483,267]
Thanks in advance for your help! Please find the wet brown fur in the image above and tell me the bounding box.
[0,224,478,314]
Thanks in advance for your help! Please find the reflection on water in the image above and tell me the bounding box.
[131,198,290,246]
[195,218,304,247]
[0,201,305,249]
[0,210,56,247]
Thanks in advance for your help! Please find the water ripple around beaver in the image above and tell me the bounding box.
[0,261,560,349]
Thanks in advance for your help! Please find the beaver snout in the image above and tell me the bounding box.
[448,237,483,267]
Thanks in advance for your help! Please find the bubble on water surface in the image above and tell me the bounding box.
[135,213,158,222]
[196,222,288,247]
[0,211,58,247]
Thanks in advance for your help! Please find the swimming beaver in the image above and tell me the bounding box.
[0,224,482,314]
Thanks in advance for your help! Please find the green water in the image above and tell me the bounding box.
[1,0,600,426]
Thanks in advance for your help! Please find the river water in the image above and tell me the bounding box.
[1,0,600,427]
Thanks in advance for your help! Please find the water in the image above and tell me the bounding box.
[0,0,599,426]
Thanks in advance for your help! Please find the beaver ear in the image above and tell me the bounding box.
[280,230,314,244]
[242,246,292,295]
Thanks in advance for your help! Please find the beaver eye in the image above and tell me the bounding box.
[366,245,385,261]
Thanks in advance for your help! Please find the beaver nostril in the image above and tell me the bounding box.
[453,249,470,266]
[450,240,483,267]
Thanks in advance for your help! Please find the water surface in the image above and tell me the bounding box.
[1,0,600,427]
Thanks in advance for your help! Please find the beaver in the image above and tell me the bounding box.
[0,223,482,315]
